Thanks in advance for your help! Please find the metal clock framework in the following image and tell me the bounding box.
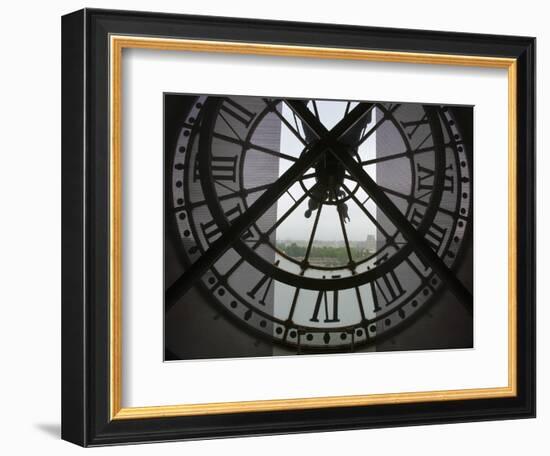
[168,95,472,353]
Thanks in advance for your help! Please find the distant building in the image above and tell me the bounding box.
[366,234,376,252]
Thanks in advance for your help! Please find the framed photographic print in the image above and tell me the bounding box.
[61,8,536,446]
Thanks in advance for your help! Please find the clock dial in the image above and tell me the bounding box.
[168,95,472,353]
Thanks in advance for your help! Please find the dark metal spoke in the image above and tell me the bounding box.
[301,172,316,180]
[263,98,308,146]
[360,144,436,166]
[212,131,244,147]
[304,204,323,264]
[243,182,278,197]
[215,179,238,194]
[212,131,297,162]
[354,115,385,148]
[285,190,297,203]
[220,257,246,282]
[174,181,274,212]
[265,192,309,237]
[344,173,358,182]
[249,143,298,162]
[228,193,310,262]
[378,185,461,219]
[311,100,320,120]
[341,183,395,241]
[337,207,354,267]
[218,111,244,142]
[292,110,302,134]
[344,101,352,116]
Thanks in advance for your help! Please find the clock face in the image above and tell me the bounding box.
[166,94,472,356]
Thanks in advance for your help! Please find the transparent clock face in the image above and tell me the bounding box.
[164,94,473,360]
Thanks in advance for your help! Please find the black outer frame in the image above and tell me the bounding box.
[61,8,536,447]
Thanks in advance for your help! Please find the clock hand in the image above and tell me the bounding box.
[288,100,472,314]
[166,103,373,311]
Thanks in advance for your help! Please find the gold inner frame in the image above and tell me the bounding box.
[109,35,518,420]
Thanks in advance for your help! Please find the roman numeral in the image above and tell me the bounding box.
[310,290,340,323]
[200,205,250,244]
[410,208,448,252]
[219,98,256,128]
[400,113,429,139]
[416,163,455,193]
[371,270,406,312]
[246,261,280,305]
[194,155,238,182]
